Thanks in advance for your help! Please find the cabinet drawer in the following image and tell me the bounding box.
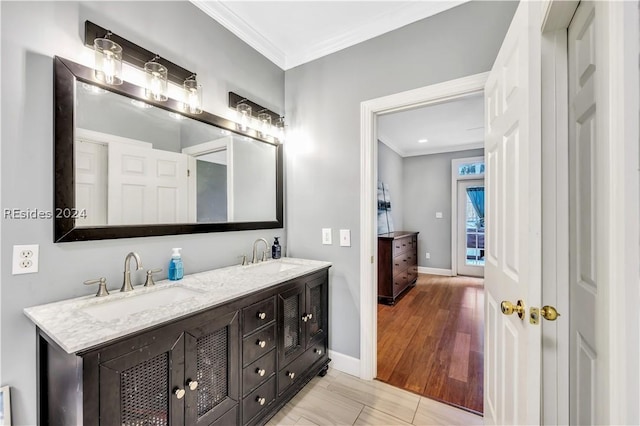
[243,349,276,397]
[243,324,276,367]
[278,341,327,395]
[243,296,275,336]
[242,376,276,425]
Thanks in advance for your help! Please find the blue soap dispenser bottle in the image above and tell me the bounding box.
[168,248,184,281]
[272,237,282,259]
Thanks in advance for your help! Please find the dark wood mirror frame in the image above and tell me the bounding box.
[54,56,283,242]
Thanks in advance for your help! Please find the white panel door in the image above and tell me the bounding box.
[108,143,189,225]
[75,139,107,226]
[483,1,541,424]
[568,2,607,424]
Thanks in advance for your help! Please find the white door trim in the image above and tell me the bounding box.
[359,72,488,380]
[541,1,640,424]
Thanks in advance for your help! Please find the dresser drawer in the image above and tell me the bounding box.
[242,376,276,424]
[243,324,276,367]
[243,349,276,397]
[242,296,275,336]
[392,252,410,274]
[392,236,412,256]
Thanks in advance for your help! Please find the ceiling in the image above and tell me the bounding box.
[190,1,467,70]
[377,93,484,157]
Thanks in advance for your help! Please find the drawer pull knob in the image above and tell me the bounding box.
[287,371,295,379]
[257,396,266,405]
[174,388,185,399]
[256,368,266,376]
[257,312,267,320]
[257,340,267,348]
[302,314,309,322]
[307,313,313,320]
[314,348,323,356]
[187,380,198,391]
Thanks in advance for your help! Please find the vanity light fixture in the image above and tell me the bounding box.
[144,57,168,102]
[183,75,203,114]
[228,92,282,141]
[257,111,272,138]
[93,34,123,85]
[236,100,252,131]
[275,116,286,142]
[85,21,196,88]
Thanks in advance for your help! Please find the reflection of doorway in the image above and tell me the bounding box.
[457,180,485,277]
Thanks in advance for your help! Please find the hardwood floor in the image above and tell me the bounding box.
[377,274,484,414]
[267,368,482,425]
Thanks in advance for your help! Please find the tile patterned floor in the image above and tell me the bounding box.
[267,369,484,425]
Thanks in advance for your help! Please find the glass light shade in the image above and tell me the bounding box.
[258,112,272,138]
[183,78,203,114]
[237,102,252,131]
[93,38,123,85]
[275,117,286,142]
[144,61,168,101]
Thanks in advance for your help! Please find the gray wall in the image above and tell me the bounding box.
[0,2,284,424]
[197,161,227,222]
[232,138,277,221]
[377,141,404,231]
[284,1,516,359]
[403,148,485,270]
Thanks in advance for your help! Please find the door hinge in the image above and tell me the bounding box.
[187,169,191,177]
[371,255,374,264]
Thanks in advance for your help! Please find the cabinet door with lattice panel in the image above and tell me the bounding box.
[99,331,185,426]
[304,275,327,348]
[277,282,306,368]
[184,310,239,425]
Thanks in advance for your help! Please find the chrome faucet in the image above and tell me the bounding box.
[121,252,143,292]
[251,238,269,264]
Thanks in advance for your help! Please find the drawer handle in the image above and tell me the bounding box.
[256,368,266,376]
[402,243,407,247]
[174,388,185,399]
[287,371,295,379]
[187,380,198,391]
[314,348,323,356]
[257,311,267,320]
[394,263,400,267]
[257,339,267,348]
[256,396,266,406]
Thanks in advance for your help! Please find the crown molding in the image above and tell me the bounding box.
[191,0,467,70]
[285,1,468,69]
[403,141,484,157]
[190,0,287,69]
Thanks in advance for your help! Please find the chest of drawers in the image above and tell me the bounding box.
[378,231,419,304]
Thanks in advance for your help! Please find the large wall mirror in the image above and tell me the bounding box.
[54,56,283,242]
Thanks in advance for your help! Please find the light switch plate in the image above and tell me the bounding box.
[322,228,332,245]
[435,212,443,219]
[339,229,351,247]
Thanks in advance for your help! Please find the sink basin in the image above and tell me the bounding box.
[244,260,300,275]
[81,286,202,322]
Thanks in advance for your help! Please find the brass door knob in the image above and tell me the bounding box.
[501,300,526,319]
[540,305,560,321]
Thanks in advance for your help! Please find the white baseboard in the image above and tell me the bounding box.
[417,266,453,276]
[328,350,360,377]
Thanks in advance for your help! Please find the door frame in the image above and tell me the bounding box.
[541,1,639,424]
[450,156,485,277]
[359,72,488,380]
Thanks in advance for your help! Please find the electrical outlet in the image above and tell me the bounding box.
[13,244,39,275]
[435,212,443,219]
[322,228,332,245]
[425,252,431,259]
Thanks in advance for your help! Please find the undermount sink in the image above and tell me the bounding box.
[244,260,300,275]
[81,286,202,322]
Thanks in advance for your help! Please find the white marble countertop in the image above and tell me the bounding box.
[24,257,331,354]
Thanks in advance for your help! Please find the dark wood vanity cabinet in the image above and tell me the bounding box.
[378,231,419,304]
[37,268,330,426]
